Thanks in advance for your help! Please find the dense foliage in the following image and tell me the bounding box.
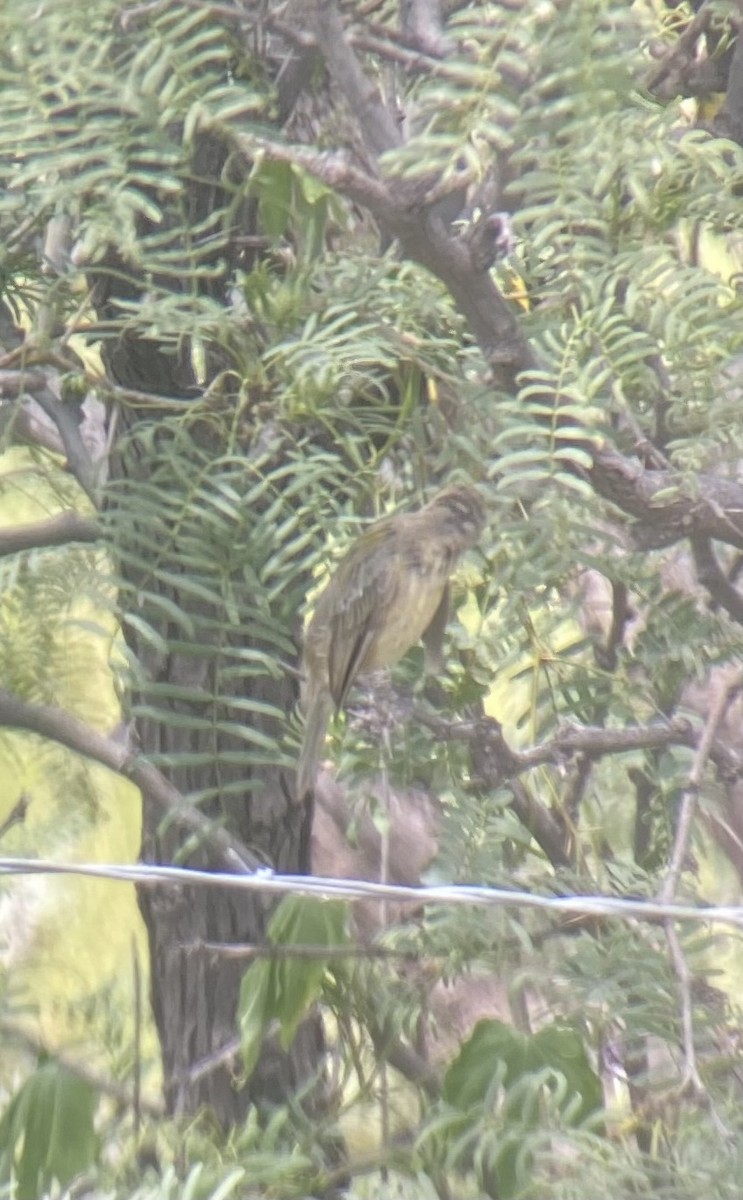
[1,0,743,1196]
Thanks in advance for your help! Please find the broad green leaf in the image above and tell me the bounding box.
[443,1019,601,1124]
[268,898,349,1047]
[0,1061,97,1199]
[238,959,273,1078]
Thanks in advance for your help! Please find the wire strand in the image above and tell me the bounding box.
[1,857,742,928]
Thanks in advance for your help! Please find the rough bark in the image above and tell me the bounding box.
[95,126,323,1124]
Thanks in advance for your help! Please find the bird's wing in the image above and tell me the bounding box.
[326,523,401,710]
[421,581,450,673]
[296,683,334,802]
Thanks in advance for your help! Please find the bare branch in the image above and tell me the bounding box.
[660,668,743,904]
[421,710,740,780]
[0,1016,163,1117]
[594,580,630,671]
[691,536,743,624]
[353,31,473,83]
[0,793,31,842]
[588,443,743,553]
[717,16,743,142]
[399,0,451,57]
[174,1034,242,1087]
[646,1,728,101]
[418,706,743,871]
[664,921,705,1094]
[311,0,402,160]
[508,777,572,869]
[658,667,743,1109]
[0,369,100,504]
[232,133,396,216]
[523,717,740,779]
[0,512,100,558]
[0,688,262,873]
[416,707,743,874]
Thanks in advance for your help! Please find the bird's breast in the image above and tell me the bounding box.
[361,548,452,671]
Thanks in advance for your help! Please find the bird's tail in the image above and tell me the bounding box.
[296,688,334,802]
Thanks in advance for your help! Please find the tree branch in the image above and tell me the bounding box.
[660,668,743,905]
[691,536,743,624]
[311,0,402,160]
[0,793,31,842]
[657,667,743,1109]
[664,921,705,1095]
[420,709,743,803]
[414,707,743,872]
[0,1016,163,1117]
[353,30,466,80]
[0,512,101,557]
[228,40,743,598]
[0,688,262,873]
[507,777,572,868]
[652,672,743,1118]
[0,368,100,504]
[588,443,743,552]
[230,130,531,388]
[646,1,733,102]
[232,133,396,218]
[229,131,743,564]
[713,9,743,141]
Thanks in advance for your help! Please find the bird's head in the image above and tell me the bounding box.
[425,484,486,550]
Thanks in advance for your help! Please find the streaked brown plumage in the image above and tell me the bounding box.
[296,484,486,800]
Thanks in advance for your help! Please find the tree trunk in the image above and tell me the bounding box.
[97,128,324,1125]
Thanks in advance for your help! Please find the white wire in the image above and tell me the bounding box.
[0,857,742,928]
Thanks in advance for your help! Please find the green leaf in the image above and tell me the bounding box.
[238,900,349,1077]
[251,159,293,240]
[443,1019,601,1124]
[268,897,349,1047]
[0,1061,97,1198]
[238,959,273,1078]
[443,1019,526,1110]
[529,1025,603,1123]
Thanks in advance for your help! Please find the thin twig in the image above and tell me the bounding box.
[132,938,142,1145]
[0,793,31,842]
[691,536,743,626]
[660,667,743,904]
[419,709,742,784]
[0,1016,162,1116]
[0,687,263,873]
[665,922,704,1093]
[352,32,478,84]
[174,1036,241,1086]
[0,368,100,504]
[657,667,743,1116]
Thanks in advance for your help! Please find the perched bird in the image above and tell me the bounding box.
[296,484,486,801]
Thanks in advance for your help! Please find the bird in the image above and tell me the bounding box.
[296,483,486,801]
